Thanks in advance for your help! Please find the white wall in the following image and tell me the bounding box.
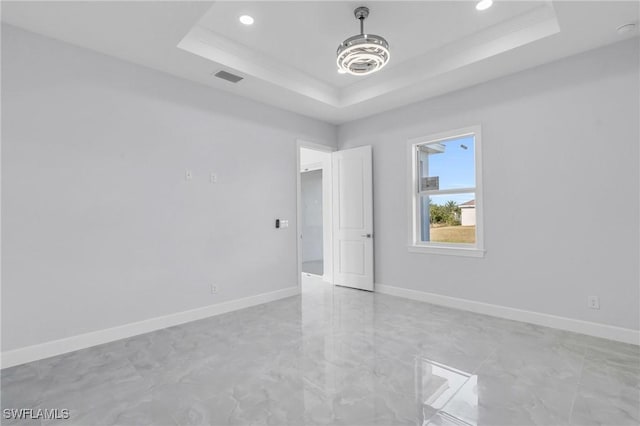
[461,208,476,227]
[301,170,323,263]
[339,38,640,331]
[1,25,336,352]
[300,148,329,170]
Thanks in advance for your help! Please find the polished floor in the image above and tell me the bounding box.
[2,277,639,426]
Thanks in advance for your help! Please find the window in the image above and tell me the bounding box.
[407,126,484,257]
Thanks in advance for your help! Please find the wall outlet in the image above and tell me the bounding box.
[587,296,600,310]
[210,173,217,184]
[211,284,218,294]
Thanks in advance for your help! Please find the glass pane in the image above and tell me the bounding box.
[420,193,476,244]
[418,136,475,192]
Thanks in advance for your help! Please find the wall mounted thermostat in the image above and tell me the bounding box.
[275,219,289,229]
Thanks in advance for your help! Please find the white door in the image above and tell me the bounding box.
[332,145,374,291]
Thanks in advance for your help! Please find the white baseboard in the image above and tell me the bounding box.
[1,286,300,369]
[376,284,639,346]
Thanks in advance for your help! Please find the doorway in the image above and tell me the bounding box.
[301,169,324,275]
[296,141,374,291]
[297,142,333,284]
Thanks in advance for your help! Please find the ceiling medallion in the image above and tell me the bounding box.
[337,6,390,76]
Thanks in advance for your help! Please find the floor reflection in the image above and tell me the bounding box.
[297,276,640,426]
[0,274,637,425]
[416,358,478,426]
[301,275,480,426]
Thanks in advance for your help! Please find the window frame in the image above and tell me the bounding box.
[407,125,485,258]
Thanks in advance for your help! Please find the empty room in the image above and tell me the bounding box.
[1,1,639,425]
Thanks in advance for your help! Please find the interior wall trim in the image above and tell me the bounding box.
[0,286,300,369]
[376,283,639,346]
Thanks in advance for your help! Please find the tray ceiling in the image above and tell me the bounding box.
[2,1,638,124]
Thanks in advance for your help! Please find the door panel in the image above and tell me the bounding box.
[339,240,365,275]
[338,158,365,229]
[332,145,374,291]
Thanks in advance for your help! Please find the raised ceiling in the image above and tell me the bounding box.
[193,2,545,88]
[2,1,639,124]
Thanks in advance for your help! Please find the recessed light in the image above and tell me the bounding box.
[617,23,636,35]
[476,0,493,11]
[239,15,254,25]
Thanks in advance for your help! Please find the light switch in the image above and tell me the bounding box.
[185,170,193,180]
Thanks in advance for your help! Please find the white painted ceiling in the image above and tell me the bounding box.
[2,1,639,124]
[197,2,543,88]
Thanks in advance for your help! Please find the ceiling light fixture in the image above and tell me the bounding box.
[239,15,254,25]
[476,0,493,11]
[337,7,390,76]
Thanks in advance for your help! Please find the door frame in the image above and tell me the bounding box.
[296,139,336,290]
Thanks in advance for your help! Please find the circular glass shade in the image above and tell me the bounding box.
[337,34,390,76]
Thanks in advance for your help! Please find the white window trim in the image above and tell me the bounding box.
[406,125,485,258]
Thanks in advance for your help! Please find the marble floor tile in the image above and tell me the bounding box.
[2,277,638,426]
[1,364,46,408]
[569,345,640,426]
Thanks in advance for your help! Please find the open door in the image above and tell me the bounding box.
[332,145,374,291]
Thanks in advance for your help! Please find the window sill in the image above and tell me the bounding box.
[408,245,485,258]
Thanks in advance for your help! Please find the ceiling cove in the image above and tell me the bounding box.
[178,1,560,108]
